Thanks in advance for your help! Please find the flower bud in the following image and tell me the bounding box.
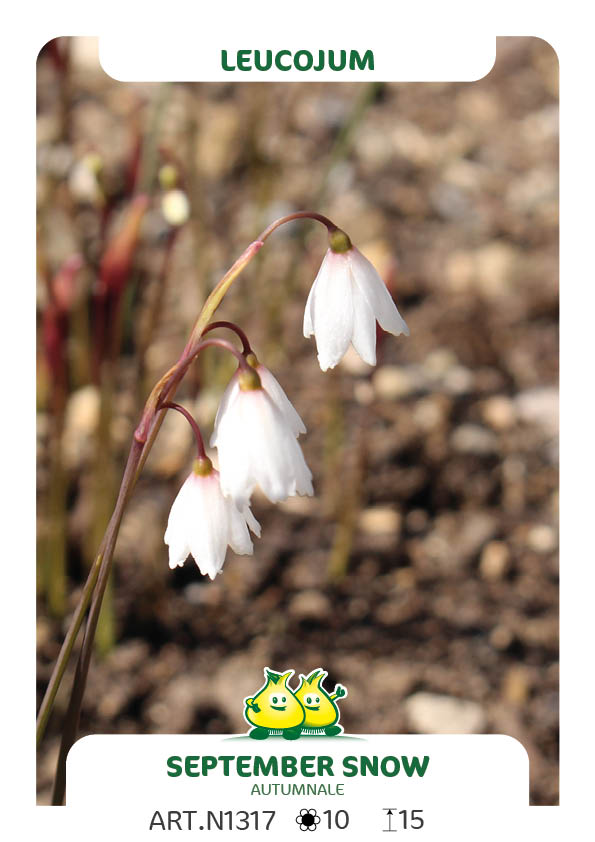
[158,163,179,190]
[161,189,190,227]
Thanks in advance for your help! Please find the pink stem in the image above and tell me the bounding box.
[161,402,207,460]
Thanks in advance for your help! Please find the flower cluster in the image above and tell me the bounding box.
[164,226,409,578]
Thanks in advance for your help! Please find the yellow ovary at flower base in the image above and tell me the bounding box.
[295,669,347,733]
[244,669,305,734]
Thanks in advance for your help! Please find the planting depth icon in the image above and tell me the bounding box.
[243,668,347,739]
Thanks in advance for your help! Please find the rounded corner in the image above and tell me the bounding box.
[529,36,560,71]
[66,732,100,766]
[474,36,559,86]
[97,38,128,83]
[466,39,498,83]
[35,35,65,66]
[494,733,531,768]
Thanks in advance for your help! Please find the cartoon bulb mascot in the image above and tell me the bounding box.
[244,669,305,740]
[294,669,347,736]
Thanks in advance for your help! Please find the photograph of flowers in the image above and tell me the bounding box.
[36,36,558,804]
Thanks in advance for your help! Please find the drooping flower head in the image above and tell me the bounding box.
[211,366,313,509]
[303,229,409,371]
[164,456,260,580]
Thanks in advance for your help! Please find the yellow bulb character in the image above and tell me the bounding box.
[294,669,347,736]
[244,668,304,740]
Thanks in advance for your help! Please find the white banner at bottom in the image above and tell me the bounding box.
[67,734,529,840]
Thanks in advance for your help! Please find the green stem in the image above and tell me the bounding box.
[36,547,104,746]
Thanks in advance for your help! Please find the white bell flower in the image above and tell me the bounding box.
[303,234,409,371]
[164,459,261,579]
[213,358,306,440]
[211,368,313,508]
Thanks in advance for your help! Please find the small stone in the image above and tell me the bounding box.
[339,346,373,375]
[395,568,416,589]
[423,348,458,378]
[515,387,558,437]
[507,168,557,213]
[479,541,511,581]
[404,692,486,734]
[442,365,474,395]
[445,250,475,292]
[372,366,416,399]
[490,625,514,650]
[61,385,101,469]
[375,592,422,626]
[481,396,517,431]
[526,524,557,554]
[282,552,328,590]
[288,590,331,621]
[457,512,498,559]
[184,582,222,607]
[358,507,402,551]
[391,120,433,166]
[405,509,429,534]
[502,665,531,705]
[451,424,498,455]
[456,88,501,125]
[413,397,446,432]
[359,507,401,536]
[474,242,518,298]
[353,381,375,406]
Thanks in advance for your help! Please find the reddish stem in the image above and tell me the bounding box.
[202,320,252,355]
[160,402,207,459]
[256,211,338,243]
[192,336,252,371]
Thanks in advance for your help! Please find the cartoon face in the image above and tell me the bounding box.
[244,669,305,730]
[295,669,344,728]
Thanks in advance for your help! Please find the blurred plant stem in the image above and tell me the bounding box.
[321,368,346,519]
[314,82,382,206]
[39,212,337,804]
[42,422,68,617]
[139,83,171,194]
[69,294,91,388]
[88,364,118,655]
[327,410,367,581]
[136,227,179,402]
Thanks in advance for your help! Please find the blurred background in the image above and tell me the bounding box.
[36,37,558,804]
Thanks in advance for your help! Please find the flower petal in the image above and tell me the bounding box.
[349,274,378,366]
[226,498,255,556]
[309,250,354,371]
[258,364,306,437]
[185,474,229,579]
[349,247,409,337]
[303,277,315,338]
[216,388,313,507]
[216,403,257,508]
[210,373,240,447]
[243,504,262,537]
